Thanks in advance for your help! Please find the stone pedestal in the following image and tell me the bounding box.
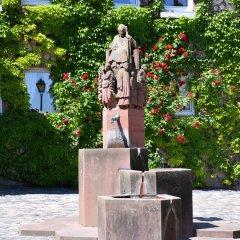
[144,168,193,238]
[79,149,131,227]
[102,108,145,148]
[98,194,182,240]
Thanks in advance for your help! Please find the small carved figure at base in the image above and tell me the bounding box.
[117,63,130,108]
[130,70,138,108]
[100,65,117,109]
[137,64,147,109]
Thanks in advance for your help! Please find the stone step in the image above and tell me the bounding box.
[193,222,240,239]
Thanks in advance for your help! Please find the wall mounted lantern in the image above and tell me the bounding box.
[36,78,46,111]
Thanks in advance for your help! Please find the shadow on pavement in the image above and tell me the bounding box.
[0,186,78,195]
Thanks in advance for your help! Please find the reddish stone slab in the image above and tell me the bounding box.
[79,148,131,227]
[102,108,145,148]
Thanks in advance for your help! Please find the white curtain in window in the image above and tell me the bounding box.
[25,72,55,113]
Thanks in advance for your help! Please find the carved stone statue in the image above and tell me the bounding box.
[99,24,147,110]
[107,24,140,70]
[130,70,138,108]
[116,63,130,108]
[99,65,116,109]
[137,64,147,108]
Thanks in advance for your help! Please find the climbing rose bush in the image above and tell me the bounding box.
[51,69,102,148]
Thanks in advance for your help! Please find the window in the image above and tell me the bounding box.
[161,0,195,18]
[21,0,51,6]
[0,0,2,11]
[0,96,2,114]
[175,77,195,117]
[25,68,55,113]
[114,0,139,7]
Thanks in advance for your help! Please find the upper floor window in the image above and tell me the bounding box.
[114,0,139,7]
[25,68,55,113]
[161,0,195,18]
[0,0,2,11]
[21,0,51,6]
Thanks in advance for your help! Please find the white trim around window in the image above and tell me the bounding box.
[161,0,196,18]
[175,100,195,117]
[114,0,139,7]
[24,68,56,113]
[21,0,51,6]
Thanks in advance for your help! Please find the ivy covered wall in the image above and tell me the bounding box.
[0,0,239,188]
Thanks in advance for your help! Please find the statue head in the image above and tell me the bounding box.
[141,64,147,72]
[105,64,111,72]
[117,24,127,38]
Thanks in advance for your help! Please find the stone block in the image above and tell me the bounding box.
[130,147,148,171]
[79,148,131,227]
[144,168,193,238]
[119,170,142,195]
[98,194,182,240]
[102,108,145,148]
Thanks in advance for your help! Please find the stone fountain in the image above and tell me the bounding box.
[20,24,240,240]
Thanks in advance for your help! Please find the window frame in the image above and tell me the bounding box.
[161,0,196,18]
[175,100,195,117]
[114,0,140,7]
[24,67,56,113]
[21,0,51,6]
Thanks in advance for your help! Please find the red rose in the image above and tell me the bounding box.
[182,52,188,58]
[188,92,193,98]
[211,69,217,74]
[165,54,171,62]
[155,76,159,80]
[178,47,185,54]
[179,33,187,42]
[165,45,173,50]
[213,80,221,85]
[193,122,200,128]
[150,111,155,115]
[63,119,70,124]
[139,49,143,54]
[165,87,169,91]
[178,81,185,86]
[154,68,159,72]
[82,74,89,80]
[179,108,183,112]
[62,73,69,80]
[153,45,158,51]
[72,79,76,84]
[163,64,168,72]
[76,130,81,137]
[177,135,185,143]
[148,98,153,102]
[159,129,165,133]
[147,72,152,77]
[152,62,157,67]
[85,116,91,121]
[172,50,177,55]
[157,62,163,67]
[95,112,99,116]
[219,75,224,79]
[176,72,180,75]
[159,37,163,42]
[232,86,237,91]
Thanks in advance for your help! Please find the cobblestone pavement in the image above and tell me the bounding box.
[0,187,239,240]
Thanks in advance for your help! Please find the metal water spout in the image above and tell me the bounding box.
[110,114,120,124]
